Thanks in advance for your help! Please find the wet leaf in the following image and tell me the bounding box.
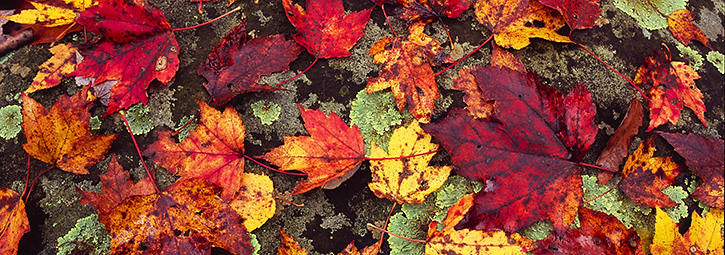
[539,0,601,30]
[596,98,644,184]
[650,207,724,255]
[474,0,572,49]
[229,172,276,231]
[368,120,452,204]
[619,137,684,208]
[279,228,308,255]
[0,188,30,255]
[451,66,494,119]
[25,43,77,94]
[667,9,713,50]
[261,105,365,194]
[21,89,117,174]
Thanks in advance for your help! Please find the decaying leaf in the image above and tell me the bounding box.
[279,228,308,255]
[451,66,494,119]
[198,20,304,106]
[425,194,533,254]
[490,42,526,73]
[0,188,30,255]
[474,0,572,49]
[658,132,724,208]
[21,89,117,174]
[338,239,383,255]
[107,178,252,254]
[368,120,452,204]
[667,9,713,50]
[596,98,644,184]
[145,100,245,201]
[283,0,372,58]
[395,0,471,25]
[650,207,724,255]
[261,105,365,194]
[77,155,155,225]
[539,0,601,30]
[228,172,276,231]
[26,43,77,94]
[619,137,684,208]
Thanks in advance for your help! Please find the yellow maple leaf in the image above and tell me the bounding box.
[26,43,77,94]
[3,0,96,27]
[650,207,724,255]
[368,120,451,204]
[228,172,275,231]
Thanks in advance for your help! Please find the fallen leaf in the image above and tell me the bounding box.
[2,0,96,27]
[21,88,117,174]
[70,0,179,116]
[76,155,155,225]
[474,0,572,49]
[490,42,526,73]
[0,188,30,255]
[425,194,533,254]
[450,66,494,119]
[279,228,308,255]
[107,178,252,254]
[283,0,372,58]
[261,105,365,194]
[667,9,713,50]
[634,49,706,131]
[650,207,724,255]
[25,43,77,94]
[229,172,276,231]
[368,120,452,204]
[395,0,471,25]
[338,239,383,255]
[145,100,245,201]
[619,137,684,208]
[658,132,724,208]
[539,0,601,30]
[198,20,304,106]
[558,83,598,161]
[596,98,644,184]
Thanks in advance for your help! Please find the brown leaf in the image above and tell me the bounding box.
[596,98,644,184]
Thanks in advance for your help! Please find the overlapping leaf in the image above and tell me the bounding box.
[596,98,643,184]
[474,0,572,49]
[667,9,713,50]
[2,0,95,27]
[539,0,601,30]
[228,172,276,231]
[650,207,724,254]
[0,188,29,255]
[558,83,597,160]
[25,43,77,94]
[619,138,684,208]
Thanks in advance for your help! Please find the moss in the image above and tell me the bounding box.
[327,20,388,85]
[350,89,412,154]
[251,100,281,125]
[518,220,554,241]
[320,213,351,235]
[614,0,688,30]
[125,103,153,135]
[89,116,101,130]
[675,44,704,71]
[0,105,22,139]
[707,50,725,74]
[581,175,652,229]
[175,115,198,141]
[56,214,111,255]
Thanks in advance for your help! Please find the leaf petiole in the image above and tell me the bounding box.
[172,6,241,32]
[243,155,307,176]
[24,165,54,201]
[276,57,319,87]
[364,148,443,161]
[435,34,494,77]
[120,111,161,194]
[366,223,427,244]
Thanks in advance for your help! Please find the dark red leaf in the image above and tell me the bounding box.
[395,0,472,25]
[538,0,601,30]
[558,83,598,160]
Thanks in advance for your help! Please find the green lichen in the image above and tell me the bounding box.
[89,116,101,130]
[676,44,704,71]
[320,213,351,235]
[251,100,281,125]
[125,103,153,135]
[56,214,111,255]
[388,176,483,255]
[350,90,412,155]
[582,175,652,229]
[661,185,689,223]
[518,220,554,241]
[707,51,725,74]
[175,115,198,141]
[614,0,687,30]
[0,105,22,139]
[250,233,261,255]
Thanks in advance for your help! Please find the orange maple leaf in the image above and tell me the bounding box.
[144,99,245,201]
[667,9,713,50]
[21,89,117,174]
[474,0,572,49]
[279,228,308,255]
[0,188,30,255]
[261,105,365,194]
[619,137,684,208]
[25,43,77,94]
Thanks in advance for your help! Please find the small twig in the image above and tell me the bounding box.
[120,111,161,193]
[435,34,494,76]
[364,149,443,161]
[367,223,427,244]
[380,4,398,37]
[243,155,307,176]
[173,6,241,32]
[438,16,454,47]
[0,30,33,55]
[276,57,318,86]
[51,22,77,46]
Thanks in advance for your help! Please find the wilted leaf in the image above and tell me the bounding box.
[619,138,684,208]
[26,43,77,94]
[0,188,30,255]
[261,105,365,194]
[539,0,601,30]
[658,132,724,208]
[474,0,572,49]
[21,89,117,174]
[667,9,713,50]
[596,98,644,184]
[368,120,452,204]
[107,178,252,254]
[283,0,372,58]
[229,172,276,231]
[279,228,308,255]
[650,207,724,255]
[145,100,245,201]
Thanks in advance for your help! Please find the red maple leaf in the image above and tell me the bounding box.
[539,0,601,30]
[70,0,179,116]
[198,19,304,106]
[395,0,472,25]
[423,66,598,233]
[282,0,372,58]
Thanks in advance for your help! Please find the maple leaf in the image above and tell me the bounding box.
[106,178,252,254]
[534,207,642,254]
[145,100,245,201]
[368,120,452,204]
[667,9,713,50]
[261,105,365,194]
[395,0,472,25]
[650,207,724,254]
[423,66,600,233]
[21,89,117,174]
[228,172,276,231]
[0,188,30,255]
[198,20,304,106]
[425,194,533,254]
[538,0,601,30]
[633,49,706,131]
[282,0,372,58]
[25,43,77,94]
[558,83,598,161]
[2,0,96,27]
[490,42,526,73]
[70,0,179,116]
[279,228,308,255]
[658,132,724,208]
[451,67,494,119]
[474,0,572,49]
[619,137,684,208]
[596,98,644,184]
[76,155,155,225]
[338,239,383,255]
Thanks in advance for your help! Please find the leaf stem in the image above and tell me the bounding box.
[583,180,620,204]
[572,40,649,100]
[243,155,307,176]
[276,57,318,86]
[366,223,427,244]
[24,165,54,201]
[20,155,31,200]
[274,195,304,207]
[435,33,494,76]
[646,0,668,18]
[364,149,443,161]
[120,111,161,194]
[576,162,619,173]
[172,114,198,136]
[172,6,241,32]
[380,4,398,38]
